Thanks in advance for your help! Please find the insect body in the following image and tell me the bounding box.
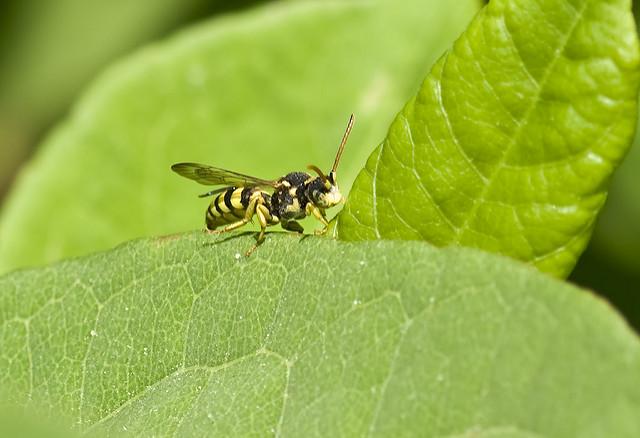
[205,186,272,230]
[171,114,354,255]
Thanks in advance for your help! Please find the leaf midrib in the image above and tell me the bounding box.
[446,2,588,245]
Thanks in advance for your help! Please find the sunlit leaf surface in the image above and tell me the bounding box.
[338,0,640,278]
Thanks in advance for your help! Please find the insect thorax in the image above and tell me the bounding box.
[270,172,313,221]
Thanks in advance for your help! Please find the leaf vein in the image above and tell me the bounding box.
[367,319,411,437]
[451,0,589,244]
[402,114,458,233]
[371,144,384,238]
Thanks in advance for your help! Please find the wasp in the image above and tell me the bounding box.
[171,114,354,255]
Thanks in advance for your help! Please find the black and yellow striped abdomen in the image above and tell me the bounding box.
[205,187,274,230]
[206,187,248,229]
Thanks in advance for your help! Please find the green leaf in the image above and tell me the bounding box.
[0,407,79,438]
[0,233,639,436]
[0,0,478,274]
[337,0,640,278]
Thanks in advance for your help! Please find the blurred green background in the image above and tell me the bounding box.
[0,0,638,329]
[0,0,264,200]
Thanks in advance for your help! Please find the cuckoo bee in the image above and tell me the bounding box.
[171,114,354,255]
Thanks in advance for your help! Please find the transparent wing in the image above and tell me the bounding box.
[171,162,277,188]
[197,187,229,198]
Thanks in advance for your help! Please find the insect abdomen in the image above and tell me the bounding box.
[206,187,249,229]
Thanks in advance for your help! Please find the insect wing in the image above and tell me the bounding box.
[171,162,277,188]
[197,187,229,198]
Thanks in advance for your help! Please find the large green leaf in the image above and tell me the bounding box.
[0,0,478,274]
[0,233,638,436]
[337,0,640,278]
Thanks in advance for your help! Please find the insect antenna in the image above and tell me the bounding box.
[307,164,329,182]
[332,114,355,174]
[307,114,355,184]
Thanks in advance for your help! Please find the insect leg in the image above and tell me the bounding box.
[245,203,271,256]
[305,203,329,235]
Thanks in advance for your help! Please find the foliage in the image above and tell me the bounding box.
[337,0,640,279]
[0,0,477,274]
[0,0,639,436]
[1,234,639,436]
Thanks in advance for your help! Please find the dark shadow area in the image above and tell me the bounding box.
[570,245,640,332]
[201,230,256,247]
